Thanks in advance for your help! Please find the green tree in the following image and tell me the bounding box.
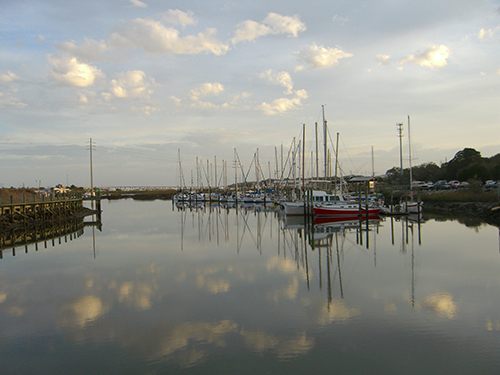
[442,148,482,180]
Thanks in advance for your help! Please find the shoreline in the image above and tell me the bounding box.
[423,201,500,227]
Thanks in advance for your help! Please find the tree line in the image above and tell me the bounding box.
[384,148,500,185]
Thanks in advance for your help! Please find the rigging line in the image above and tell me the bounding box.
[338,135,359,174]
[244,153,256,185]
[238,211,259,250]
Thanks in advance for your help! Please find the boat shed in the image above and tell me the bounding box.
[349,176,376,190]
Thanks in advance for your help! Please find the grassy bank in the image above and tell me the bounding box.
[421,189,499,203]
[103,189,176,200]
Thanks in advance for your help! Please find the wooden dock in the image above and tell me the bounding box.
[0,193,103,258]
[0,193,100,229]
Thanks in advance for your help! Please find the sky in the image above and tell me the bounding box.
[1,0,500,188]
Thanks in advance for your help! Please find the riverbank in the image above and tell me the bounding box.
[423,201,500,226]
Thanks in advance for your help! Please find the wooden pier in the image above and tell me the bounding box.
[0,193,100,229]
[0,193,103,259]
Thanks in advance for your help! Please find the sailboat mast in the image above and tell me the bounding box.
[234,148,238,196]
[302,123,306,192]
[315,122,319,179]
[322,105,328,181]
[408,115,412,191]
[335,132,339,195]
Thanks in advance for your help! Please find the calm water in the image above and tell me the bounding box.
[1,199,500,374]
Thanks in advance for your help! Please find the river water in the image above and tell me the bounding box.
[1,199,500,374]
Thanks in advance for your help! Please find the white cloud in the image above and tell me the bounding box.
[162,9,197,27]
[109,70,153,99]
[189,82,224,101]
[0,71,20,83]
[376,54,391,66]
[263,13,306,37]
[478,28,495,41]
[259,70,294,94]
[294,43,353,70]
[54,39,110,63]
[257,92,308,115]
[129,0,147,7]
[47,55,104,87]
[37,34,45,43]
[231,20,273,44]
[231,12,306,44]
[109,18,229,56]
[399,45,450,70]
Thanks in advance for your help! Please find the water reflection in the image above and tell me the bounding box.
[1,200,500,374]
[0,214,102,259]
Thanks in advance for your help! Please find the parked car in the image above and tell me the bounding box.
[411,181,432,190]
[485,180,500,190]
[449,180,460,188]
[432,180,451,190]
[459,181,470,188]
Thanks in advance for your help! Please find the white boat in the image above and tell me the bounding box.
[280,190,348,215]
[313,202,382,216]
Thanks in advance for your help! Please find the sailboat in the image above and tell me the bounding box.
[400,115,423,214]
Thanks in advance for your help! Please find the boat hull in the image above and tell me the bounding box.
[313,206,381,216]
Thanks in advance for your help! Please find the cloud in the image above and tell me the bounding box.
[294,43,353,70]
[37,35,45,43]
[478,28,496,41]
[0,87,27,108]
[162,9,197,27]
[0,71,20,83]
[47,55,104,87]
[256,70,307,115]
[241,330,314,359]
[149,320,238,360]
[61,295,107,328]
[263,12,306,37]
[257,94,307,115]
[129,0,147,7]
[109,18,229,55]
[310,300,360,325]
[189,82,224,101]
[109,70,153,99]
[399,45,450,70]
[259,70,294,94]
[231,12,306,44]
[422,293,456,319]
[54,39,110,63]
[332,15,349,25]
[118,281,155,310]
[376,54,391,66]
[231,20,273,44]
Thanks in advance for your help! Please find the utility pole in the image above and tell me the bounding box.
[397,123,404,175]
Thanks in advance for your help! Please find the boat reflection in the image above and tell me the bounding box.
[173,201,391,304]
